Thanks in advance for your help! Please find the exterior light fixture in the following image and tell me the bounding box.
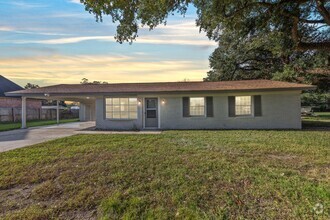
[138,99,142,105]
[161,99,166,105]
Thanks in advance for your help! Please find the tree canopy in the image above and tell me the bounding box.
[80,0,329,95]
[204,26,329,92]
[80,78,109,84]
[24,83,40,89]
[81,0,330,51]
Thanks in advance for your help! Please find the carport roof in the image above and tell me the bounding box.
[5,80,315,96]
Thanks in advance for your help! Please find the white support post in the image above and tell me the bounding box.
[21,97,27,129]
[56,100,60,125]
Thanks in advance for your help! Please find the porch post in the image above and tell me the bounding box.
[21,97,27,129]
[56,100,60,124]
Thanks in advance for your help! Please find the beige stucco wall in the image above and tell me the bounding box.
[95,91,302,130]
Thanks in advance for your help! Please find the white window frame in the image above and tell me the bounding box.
[189,97,206,117]
[235,96,253,116]
[105,97,138,120]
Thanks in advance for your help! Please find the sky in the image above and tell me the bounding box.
[0,0,217,87]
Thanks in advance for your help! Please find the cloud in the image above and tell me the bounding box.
[0,55,209,85]
[0,26,15,31]
[0,26,70,36]
[13,35,215,47]
[0,1,47,8]
[69,0,82,4]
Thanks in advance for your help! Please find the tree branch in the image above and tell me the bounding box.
[297,41,330,50]
[292,14,330,51]
[316,0,330,25]
[300,18,326,23]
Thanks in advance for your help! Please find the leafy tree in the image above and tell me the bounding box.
[204,27,329,88]
[24,83,40,89]
[80,0,330,51]
[80,78,109,84]
[80,0,329,104]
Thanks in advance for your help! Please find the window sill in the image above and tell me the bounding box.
[231,115,255,119]
[105,118,138,121]
[185,115,207,118]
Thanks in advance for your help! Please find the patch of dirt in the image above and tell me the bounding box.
[0,184,37,216]
[299,164,330,183]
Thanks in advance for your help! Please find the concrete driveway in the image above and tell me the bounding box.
[0,122,95,152]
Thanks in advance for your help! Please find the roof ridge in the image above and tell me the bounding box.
[57,79,272,86]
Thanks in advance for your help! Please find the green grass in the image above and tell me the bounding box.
[302,112,330,128]
[0,118,80,132]
[0,131,329,219]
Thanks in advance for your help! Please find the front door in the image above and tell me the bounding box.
[145,98,158,128]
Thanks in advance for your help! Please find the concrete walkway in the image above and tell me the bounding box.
[0,122,162,153]
[0,122,95,153]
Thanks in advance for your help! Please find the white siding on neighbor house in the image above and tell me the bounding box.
[95,91,302,130]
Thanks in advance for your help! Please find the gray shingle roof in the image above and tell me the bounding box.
[6,80,315,97]
[0,75,23,97]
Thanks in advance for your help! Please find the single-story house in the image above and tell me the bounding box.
[6,80,314,130]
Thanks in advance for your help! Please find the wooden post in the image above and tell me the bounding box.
[12,108,15,122]
[21,97,27,129]
[56,100,60,124]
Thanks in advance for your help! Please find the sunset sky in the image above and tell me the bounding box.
[0,0,216,87]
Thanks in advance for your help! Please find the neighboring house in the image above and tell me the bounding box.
[0,75,42,122]
[0,75,41,109]
[6,80,314,129]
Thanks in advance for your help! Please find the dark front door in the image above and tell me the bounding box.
[145,98,158,128]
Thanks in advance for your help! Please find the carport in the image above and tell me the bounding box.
[7,92,96,129]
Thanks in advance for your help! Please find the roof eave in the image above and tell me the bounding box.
[4,86,316,97]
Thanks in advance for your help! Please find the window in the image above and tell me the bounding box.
[189,97,205,116]
[105,98,138,119]
[235,96,252,116]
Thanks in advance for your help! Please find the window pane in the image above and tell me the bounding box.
[129,98,137,105]
[147,99,157,108]
[105,105,113,111]
[112,98,120,105]
[120,98,129,105]
[120,111,129,119]
[235,96,252,116]
[130,111,138,119]
[112,112,121,119]
[113,105,121,111]
[236,96,251,105]
[190,106,205,116]
[120,105,128,111]
[190,97,204,107]
[105,98,112,105]
[129,105,137,112]
[106,97,138,119]
[189,97,205,116]
[147,110,157,118]
[106,112,112,118]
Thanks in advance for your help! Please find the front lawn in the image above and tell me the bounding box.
[0,131,329,219]
[0,118,80,132]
